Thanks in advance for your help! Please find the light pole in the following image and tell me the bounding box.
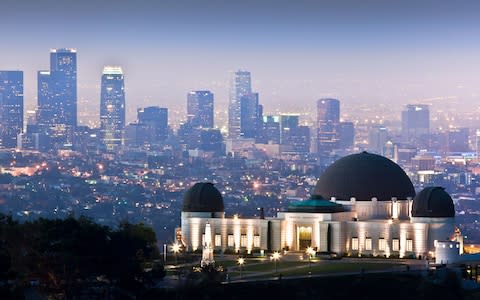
[171,243,181,266]
[163,244,167,262]
[237,257,245,278]
[272,251,281,274]
[306,246,316,272]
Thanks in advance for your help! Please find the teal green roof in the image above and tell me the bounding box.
[288,198,344,213]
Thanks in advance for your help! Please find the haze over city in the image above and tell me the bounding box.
[2,0,480,125]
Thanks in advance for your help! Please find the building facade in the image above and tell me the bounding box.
[100,66,125,151]
[187,91,214,128]
[401,104,429,143]
[0,71,23,148]
[229,70,252,138]
[180,152,458,259]
[36,48,77,150]
[317,98,340,153]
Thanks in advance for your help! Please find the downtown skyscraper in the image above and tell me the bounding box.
[228,70,252,138]
[187,91,214,128]
[0,71,23,148]
[36,48,77,150]
[317,98,340,153]
[100,66,125,151]
[239,92,259,138]
[401,104,429,143]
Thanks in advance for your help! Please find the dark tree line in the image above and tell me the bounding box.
[0,214,165,299]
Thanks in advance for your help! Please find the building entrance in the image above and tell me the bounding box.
[298,226,312,250]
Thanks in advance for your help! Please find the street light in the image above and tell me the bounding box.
[237,257,245,278]
[272,251,281,274]
[306,246,316,271]
[171,243,181,266]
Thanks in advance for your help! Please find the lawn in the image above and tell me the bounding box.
[228,261,404,279]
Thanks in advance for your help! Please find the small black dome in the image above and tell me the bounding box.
[182,182,224,212]
[411,187,455,218]
[313,152,415,201]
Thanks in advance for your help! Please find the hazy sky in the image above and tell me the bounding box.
[1,0,480,124]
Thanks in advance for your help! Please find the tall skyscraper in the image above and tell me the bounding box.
[187,91,214,128]
[317,98,340,152]
[229,70,251,138]
[338,122,354,149]
[49,48,77,127]
[369,126,388,155]
[0,71,23,148]
[35,48,77,150]
[401,104,429,143]
[257,115,280,144]
[240,92,259,138]
[279,114,299,144]
[137,106,169,143]
[278,115,310,154]
[100,66,125,151]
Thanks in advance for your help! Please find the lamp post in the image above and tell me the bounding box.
[163,244,167,262]
[237,257,245,278]
[171,243,181,266]
[306,246,316,272]
[272,251,281,274]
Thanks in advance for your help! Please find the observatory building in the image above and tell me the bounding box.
[180,152,458,258]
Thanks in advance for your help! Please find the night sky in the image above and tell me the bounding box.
[1,0,480,123]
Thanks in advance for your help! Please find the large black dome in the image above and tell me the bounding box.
[182,182,225,212]
[411,187,455,218]
[313,152,415,201]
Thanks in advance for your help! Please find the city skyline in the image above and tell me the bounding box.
[1,0,480,125]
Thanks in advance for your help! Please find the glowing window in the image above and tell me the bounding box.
[378,238,386,251]
[352,237,359,250]
[365,238,372,251]
[253,235,260,248]
[241,235,247,247]
[392,239,400,251]
[215,234,222,247]
[406,239,413,252]
[228,235,234,247]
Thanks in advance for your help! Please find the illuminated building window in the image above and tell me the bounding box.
[365,238,372,251]
[406,239,413,252]
[352,237,359,251]
[378,238,386,251]
[228,235,234,247]
[253,235,260,248]
[215,234,222,247]
[241,235,247,247]
[202,234,205,245]
[392,239,400,251]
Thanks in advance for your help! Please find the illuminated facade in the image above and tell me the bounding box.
[36,48,77,150]
[0,71,23,148]
[187,91,214,128]
[180,152,458,258]
[100,66,125,151]
[228,70,251,138]
[317,98,340,153]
